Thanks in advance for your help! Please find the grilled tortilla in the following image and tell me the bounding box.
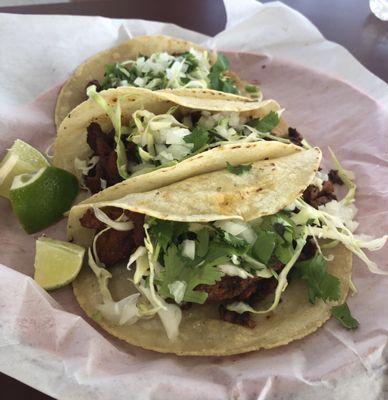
[68,144,352,355]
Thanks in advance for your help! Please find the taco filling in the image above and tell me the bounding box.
[78,87,306,194]
[89,50,246,96]
[74,153,386,341]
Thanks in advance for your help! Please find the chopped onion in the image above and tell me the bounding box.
[181,240,196,260]
[168,281,187,304]
[231,254,240,265]
[168,144,193,160]
[215,220,256,244]
[215,220,248,236]
[165,128,191,145]
[218,264,253,279]
[134,77,146,87]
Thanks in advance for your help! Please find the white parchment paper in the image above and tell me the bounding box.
[0,1,387,399]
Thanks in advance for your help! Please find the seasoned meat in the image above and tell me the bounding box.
[129,211,146,248]
[197,275,262,304]
[86,122,114,153]
[95,229,134,267]
[79,208,106,231]
[328,169,344,185]
[288,127,304,146]
[303,182,337,209]
[248,277,278,305]
[218,276,280,329]
[79,207,145,267]
[84,122,122,193]
[198,260,285,304]
[84,164,105,194]
[126,141,139,164]
[299,237,317,261]
[219,305,256,329]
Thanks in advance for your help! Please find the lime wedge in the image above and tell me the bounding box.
[34,236,85,290]
[9,166,79,234]
[0,139,49,198]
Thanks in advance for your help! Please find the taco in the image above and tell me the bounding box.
[67,141,383,356]
[55,35,259,126]
[53,86,297,204]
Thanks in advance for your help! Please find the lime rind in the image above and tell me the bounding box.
[11,167,46,190]
[9,166,79,234]
[0,139,48,198]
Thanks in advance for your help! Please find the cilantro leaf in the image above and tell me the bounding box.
[217,230,249,250]
[147,217,188,251]
[252,230,276,264]
[183,126,210,152]
[220,80,239,94]
[203,241,237,266]
[196,228,210,257]
[244,84,259,94]
[331,303,359,330]
[159,245,224,304]
[212,53,230,72]
[226,162,252,175]
[295,253,341,304]
[181,52,200,73]
[274,242,294,264]
[208,54,238,94]
[248,111,280,133]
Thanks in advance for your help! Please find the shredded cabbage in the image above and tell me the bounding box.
[74,156,99,176]
[328,148,356,205]
[88,246,112,302]
[92,205,134,231]
[227,234,307,314]
[126,246,147,270]
[294,198,388,275]
[125,246,150,285]
[97,293,140,325]
[240,254,273,278]
[133,254,150,285]
[318,200,359,232]
[143,224,167,310]
[138,283,182,340]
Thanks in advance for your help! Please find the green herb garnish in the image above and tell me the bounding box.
[248,111,280,133]
[331,303,359,330]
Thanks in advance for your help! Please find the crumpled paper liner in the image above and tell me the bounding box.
[0,1,387,399]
